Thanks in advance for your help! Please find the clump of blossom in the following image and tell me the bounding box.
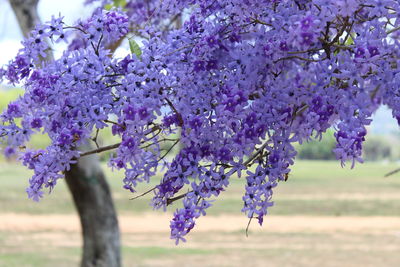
[1,0,400,244]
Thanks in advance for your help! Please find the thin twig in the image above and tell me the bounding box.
[245,216,253,237]
[384,168,400,177]
[243,142,269,167]
[165,97,184,126]
[130,186,157,200]
[387,26,400,35]
[79,143,121,157]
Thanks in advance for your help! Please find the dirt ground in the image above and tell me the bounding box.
[2,213,400,235]
[1,214,400,267]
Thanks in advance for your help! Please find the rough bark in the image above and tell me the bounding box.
[8,1,121,266]
[9,0,40,37]
[65,150,121,267]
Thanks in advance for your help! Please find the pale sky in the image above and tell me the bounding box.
[0,0,93,65]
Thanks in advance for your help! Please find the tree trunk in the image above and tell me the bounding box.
[9,0,40,37]
[8,1,121,266]
[65,150,121,267]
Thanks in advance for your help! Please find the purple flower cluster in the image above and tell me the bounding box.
[1,0,400,243]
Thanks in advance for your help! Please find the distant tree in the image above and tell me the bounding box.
[363,136,392,161]
[297,130,336,160]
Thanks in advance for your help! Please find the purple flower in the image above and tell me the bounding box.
[245,127,256,139]
[116,160,125,169]
[269,153,280,164]
[300,15,314,30]
[279,41,289,51]
[123,105,136,120]
[112,124,125,135]
[163,114,179,127]
[199,144,211,157]
[50,120,61,132]
[205,35,218,47]
[185,15,199,34]
[32,88,46,102]
[189,117,202,130]
[122,136,136,149]
[224,97,237,112]
[68,38,87,51]
[255,124,266,137]
[355,47,365,58]
[218,147,232,162]
[206,59,218,70]
[31,118,43,129]
[4,146,16,158]
[138,107,149,120]
[7,103,20,116]
[245,112,257,126]
[368,46,380,57]
[71,128,83,141]
[58,132,72,146]
[300,32,314,46]
[311,96,323,112]
[229,32,240,43]
[26,187,44,202]
[193,60,205,72]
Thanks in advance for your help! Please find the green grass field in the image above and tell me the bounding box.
[1,160,400,266]
[1,160,400,216]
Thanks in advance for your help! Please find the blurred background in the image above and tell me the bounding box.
[1,1,400,266]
